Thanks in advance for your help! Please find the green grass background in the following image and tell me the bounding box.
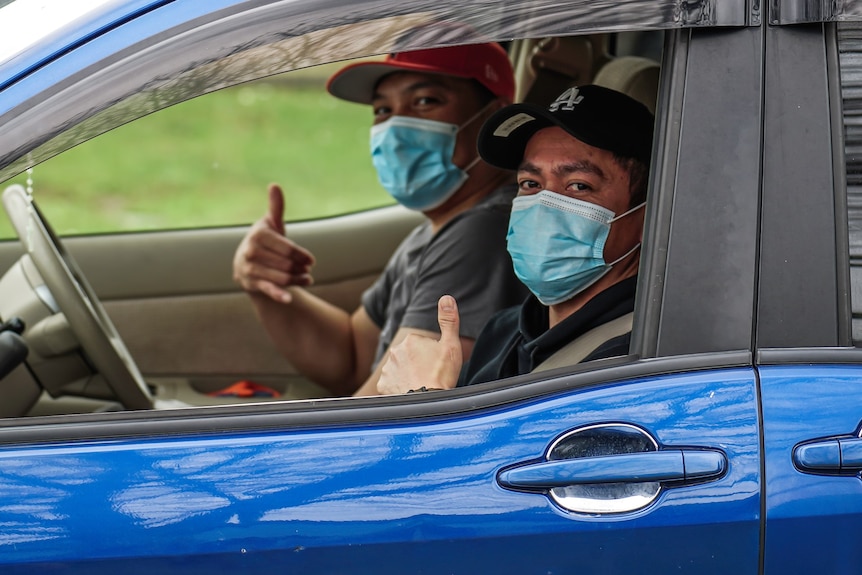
[0,73,390,238]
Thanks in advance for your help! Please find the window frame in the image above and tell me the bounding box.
[634,25,765,359]
[770,0,862,24]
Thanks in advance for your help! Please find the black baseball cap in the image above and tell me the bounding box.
[478,85,654,169]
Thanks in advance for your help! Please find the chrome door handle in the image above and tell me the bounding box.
[794,437,862,472]
[497,449,726,490]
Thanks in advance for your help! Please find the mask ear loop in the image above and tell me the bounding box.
[462,156,482,173]
[456,100,499,174]
[457,100,498,133]
[606,240,641,267]
[606,202,646,266]
[608,201,646,224]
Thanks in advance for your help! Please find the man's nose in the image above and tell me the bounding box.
[388,100,421,118]
[390,109,416,119]
[539,179,567,195]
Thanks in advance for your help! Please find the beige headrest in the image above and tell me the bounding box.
[593,56,660,114]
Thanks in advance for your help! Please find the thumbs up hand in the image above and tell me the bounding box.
[233,183,316,304]
[377,295,464,395]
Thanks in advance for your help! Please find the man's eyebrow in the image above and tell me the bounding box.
[372,79,449,102]
[517,160,607,180]
[517,161,542,175]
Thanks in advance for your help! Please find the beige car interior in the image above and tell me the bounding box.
[0,31,661,417]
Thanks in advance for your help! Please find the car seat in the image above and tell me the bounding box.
[510,35,660,113]
[511,36,610,106]
[592,55,660,113]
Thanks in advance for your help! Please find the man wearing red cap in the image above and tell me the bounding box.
[233,43,528,397]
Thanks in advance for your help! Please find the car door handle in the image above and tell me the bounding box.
[794,437,862,472]
[497,449,726,489]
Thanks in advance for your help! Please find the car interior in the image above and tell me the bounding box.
[0,29,664,418]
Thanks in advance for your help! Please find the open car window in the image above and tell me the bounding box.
[0,0,750,424]
[0,29,666,420]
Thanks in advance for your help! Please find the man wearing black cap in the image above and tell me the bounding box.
[377,85,654,393]
[233,44,528,397]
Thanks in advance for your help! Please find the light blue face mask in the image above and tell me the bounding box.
[369,108,486,211]
[507,190,644,306]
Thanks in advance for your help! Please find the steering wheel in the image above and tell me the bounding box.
[2,184,153,409]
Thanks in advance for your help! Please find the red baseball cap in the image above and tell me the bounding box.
[326,43,515,105]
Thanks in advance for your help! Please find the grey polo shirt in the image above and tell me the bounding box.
[362,185,529,366]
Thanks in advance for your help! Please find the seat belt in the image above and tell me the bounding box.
[531,312,634,373]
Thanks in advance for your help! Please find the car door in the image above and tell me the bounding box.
[0,367,761,574]
[0,0,766,573]
[755,6,862,572]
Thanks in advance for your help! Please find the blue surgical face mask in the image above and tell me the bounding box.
[506,190,644,306]
[369,106,488,211]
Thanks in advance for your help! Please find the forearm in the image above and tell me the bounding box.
[247,288,361,394]
[366,323,473,396]
[353,327,431,397]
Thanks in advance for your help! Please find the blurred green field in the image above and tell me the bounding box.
[0,77,390,238]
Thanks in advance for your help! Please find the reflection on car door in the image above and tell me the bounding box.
[760,365,862,573]
[0,367,760,573]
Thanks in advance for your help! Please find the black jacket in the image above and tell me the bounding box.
[458,276,637,387]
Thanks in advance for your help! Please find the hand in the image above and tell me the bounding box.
[377,295,463,394]
[233,183,316,303]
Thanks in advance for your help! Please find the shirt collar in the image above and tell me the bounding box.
[519,275,639,358]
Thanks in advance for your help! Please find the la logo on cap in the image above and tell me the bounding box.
[549,87,584,112]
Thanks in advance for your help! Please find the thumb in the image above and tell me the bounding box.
[267,183,285,235]
[437,295,461,346]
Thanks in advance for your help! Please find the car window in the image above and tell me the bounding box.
[838,22,862,343]
[0,27,664,418]
[0,62,390,238]
[0,0,742,424]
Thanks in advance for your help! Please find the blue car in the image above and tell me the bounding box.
[0,0,861,572]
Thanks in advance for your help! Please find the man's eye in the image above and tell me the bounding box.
[415,96,439,107]
[518,179,540,191]
[373,106,391,118]
[570,182,592,192]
